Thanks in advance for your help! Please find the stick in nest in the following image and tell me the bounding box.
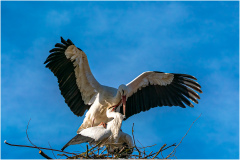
[39,150,52,159]
[166,113,202,159]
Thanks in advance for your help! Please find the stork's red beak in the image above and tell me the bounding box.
[122,95,126,116]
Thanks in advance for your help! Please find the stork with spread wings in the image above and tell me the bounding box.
[44,37,202,133]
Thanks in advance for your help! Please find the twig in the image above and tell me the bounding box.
[143,151,157,159]
[132,123,141,156]
[57,153,69,158]
[26,118,40,151]
[137,139,145,157]
[78,144,86,152]
[173,153,177,159]
[137,139,144,148]
[166,113,202,159]
[77,140,104,158]
[159,143,176,159]
[162,143,176,152]
[161,149,164,159]
[152,143,167,159]
[48,142,57,159]
[86,145,89,158]
[99,147,107,155]
[118,146,126,154]
[143,151,153,159]
[130,154,142,157]
[89,148,100,155]
[138,143,157,149]
[39,150,52,159]
[107,145,109,157]
[4,140,77,155]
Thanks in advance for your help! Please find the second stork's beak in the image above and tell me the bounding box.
[122,95,126,116]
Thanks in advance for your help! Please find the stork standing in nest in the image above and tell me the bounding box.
[61,106,133,153]
[44,37,202,133]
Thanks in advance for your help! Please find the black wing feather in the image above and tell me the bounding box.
[55,43,67,48]
[60,37,70,45]
[123,72,202,120]
[67,39,74,45]
[44,37,90,117]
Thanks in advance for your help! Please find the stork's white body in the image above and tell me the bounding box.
[78,85,122,133]
[61,107,133,152]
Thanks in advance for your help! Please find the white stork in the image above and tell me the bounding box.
[61,106,133,153]
[44,37,202,133]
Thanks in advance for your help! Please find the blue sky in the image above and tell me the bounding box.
[1,1,239,159]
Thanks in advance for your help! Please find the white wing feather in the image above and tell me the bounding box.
[80,126,111,141]
[126,71,174,97]
[65,45,102,105]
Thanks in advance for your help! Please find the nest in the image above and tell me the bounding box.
[4,114,201,159]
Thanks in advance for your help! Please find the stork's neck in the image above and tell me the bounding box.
[106,110,124,141]
[113,90,122,103]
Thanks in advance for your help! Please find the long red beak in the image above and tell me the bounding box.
[122,96,126,116]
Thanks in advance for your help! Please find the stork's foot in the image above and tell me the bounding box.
[98,122,107,128]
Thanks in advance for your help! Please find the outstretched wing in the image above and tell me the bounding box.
[44,37,102,116]
[120,71,202,119]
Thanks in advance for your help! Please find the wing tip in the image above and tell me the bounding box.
[173,73,198,80]
[189,103,194,108]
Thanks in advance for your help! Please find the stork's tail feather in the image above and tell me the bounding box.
[61,134,94,150]
[61,143,70,151]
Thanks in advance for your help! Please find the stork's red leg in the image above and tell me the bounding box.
[91,118,95,127]
[122,96,126,116]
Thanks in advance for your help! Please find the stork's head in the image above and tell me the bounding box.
[118,84,127,96]
[118,84,128,116]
